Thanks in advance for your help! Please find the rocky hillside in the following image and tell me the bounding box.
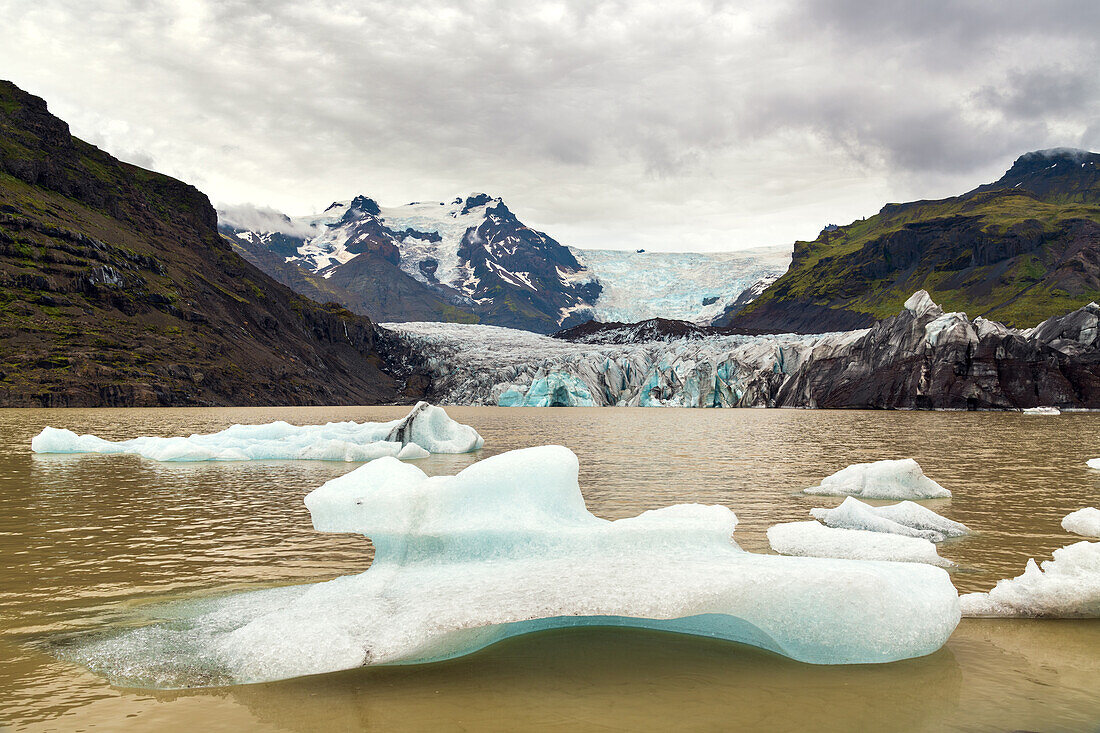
[0,80,405,407]
[221,195,601,333]
[726,149,1100,333]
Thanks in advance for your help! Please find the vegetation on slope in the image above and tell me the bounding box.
[729,149,1100,332]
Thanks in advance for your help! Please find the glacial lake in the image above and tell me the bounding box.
[2,406,1099,731]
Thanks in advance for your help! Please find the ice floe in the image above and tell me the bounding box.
[959,541,1100,617]
[1062,507,1100,538]
[1021,406,1061,415]
[767,521,954,567]
[804,459,951,500]
[61,446,960,686]
[30,402,483,461]
[1087,458,1100,469]
[810,497,968,542]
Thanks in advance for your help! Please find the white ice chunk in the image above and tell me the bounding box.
[1087,458,1100,469]
[959,541,1100,617]
[1022,406,1061,415]
[1062,507,1100,538]
[804,459,950,499]
[396,443,430,460]
[767,521,954,567]
[30,402,483,461]
[62,446,960,687]
[810,497,968,542]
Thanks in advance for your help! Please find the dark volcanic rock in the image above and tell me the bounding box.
[774,291,1100,409]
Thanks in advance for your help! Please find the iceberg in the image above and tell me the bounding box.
[1062,507,1100,538]
[1088,458,1100,469]
[959,541,1100,617]
[767,521,954,567]
[804,459,951,499]
[810,497,969,542]
[62,446,960,687]
[30,402,483,462]
[1021,406,1061,415]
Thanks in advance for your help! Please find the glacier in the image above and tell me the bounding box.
[803,459,951,500]
[383,290,1100,410]
[61,446,961,687]
[809,497,968,542]
[767,521,954,567]
[30,402,483,461]
[1062,507,1100,538]
[385,321,866,408]
[570,246,790,324]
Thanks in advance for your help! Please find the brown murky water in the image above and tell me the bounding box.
[1,407,1099,732]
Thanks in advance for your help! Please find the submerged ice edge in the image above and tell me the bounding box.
[60,445,962,688]
[29,402,483,461]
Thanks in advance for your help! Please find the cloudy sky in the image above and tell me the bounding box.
[2,0,1098,251]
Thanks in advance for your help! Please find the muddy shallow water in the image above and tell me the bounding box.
[2,407,1099,731]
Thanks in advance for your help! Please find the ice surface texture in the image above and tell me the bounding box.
[804,459,951,499]
[810,497,969,542]
[30,402,483,461]
[767,521,954,567]
[959,541,1100,617]
[1062,507,1100,538]
[63,446,960,687]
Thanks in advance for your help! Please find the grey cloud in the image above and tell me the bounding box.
[1,0,1098,250]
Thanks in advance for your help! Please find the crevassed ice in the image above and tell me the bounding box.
[810,497,969,542]
[804,459,951,499]
[30,402,483,462]
[959,541,1100,617]
[767,521,954,567]
[61,446,961,687]
[1062,507,1100,538]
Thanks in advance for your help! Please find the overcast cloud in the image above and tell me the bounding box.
[2,0,1097,251]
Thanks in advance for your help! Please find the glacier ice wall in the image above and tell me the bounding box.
[385,321,864,407]
[30,402,483,461]
[61,446,961,687]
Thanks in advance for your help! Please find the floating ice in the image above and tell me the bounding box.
[62,446,960,687]
[1088,458,1100,469]
[809,497,969,542]
[30,402,483,462]
[804,459,951,499]
[767,521,954,567]
[1022,406,1061,415]
[959,541,1100,617]
[1062,507,1100,538]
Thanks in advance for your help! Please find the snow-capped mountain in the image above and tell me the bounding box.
[222,194,600,333]
[219,194,791,333]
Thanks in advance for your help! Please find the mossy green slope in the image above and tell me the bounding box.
[728,149,1100,332]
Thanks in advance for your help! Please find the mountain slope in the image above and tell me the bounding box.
[726,149,1100,332]
[0,80,403,407]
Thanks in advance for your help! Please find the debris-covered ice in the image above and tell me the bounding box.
[60,446,961,686]
[1062,508,1100,538]
[767,521,954,567]
[804,459,951,500]
[810,497,968,542]
[959,541,1100,617]
[30,402,483,461]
